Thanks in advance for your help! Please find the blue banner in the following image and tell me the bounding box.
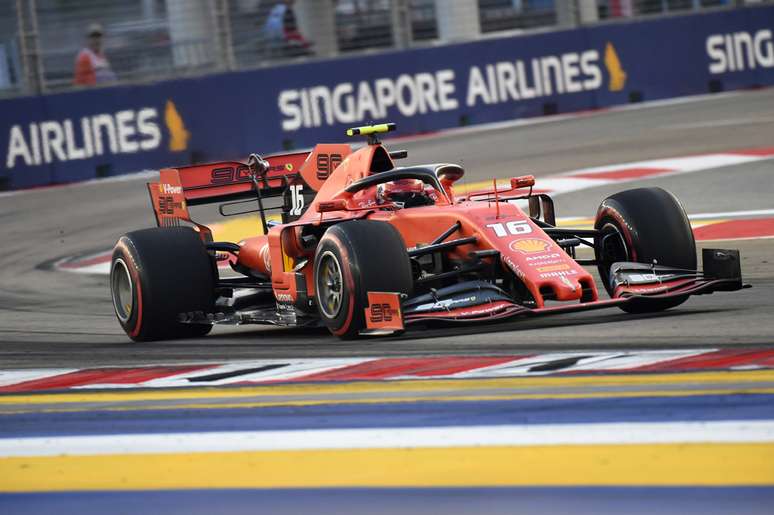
[2,5,773,189]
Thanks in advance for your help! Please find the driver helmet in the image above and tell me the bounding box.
[376,179,431,207]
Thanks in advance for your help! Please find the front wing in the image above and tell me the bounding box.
[395,248,747,326]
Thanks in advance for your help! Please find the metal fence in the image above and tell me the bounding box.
[1,0,767,97]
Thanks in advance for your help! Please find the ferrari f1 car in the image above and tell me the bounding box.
[110,123,746,340]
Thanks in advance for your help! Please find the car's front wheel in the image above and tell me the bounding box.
[594,187,696,313]
[313,220,412,338]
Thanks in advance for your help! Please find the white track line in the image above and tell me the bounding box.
[453,350,713,378]
[561,153,762,176]
[0,369,77,388]
[117,358,372,389]
[0,350,722,390]
[2,420,773,457]
[687,209,774,220]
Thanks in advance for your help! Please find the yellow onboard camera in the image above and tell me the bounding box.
[346,123,396,144]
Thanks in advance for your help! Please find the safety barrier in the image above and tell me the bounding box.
[2,5,773,190]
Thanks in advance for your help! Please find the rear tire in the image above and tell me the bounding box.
[314,220,412,338]
[594,187,696,313]
[111,227,215,341]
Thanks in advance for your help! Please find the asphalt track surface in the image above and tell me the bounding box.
[1,89,774,367]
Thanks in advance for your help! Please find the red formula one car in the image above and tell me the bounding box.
[110,123,746,340]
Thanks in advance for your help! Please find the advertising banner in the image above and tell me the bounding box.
[2,5,773,189]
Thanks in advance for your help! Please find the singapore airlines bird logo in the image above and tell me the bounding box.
[165,100,190,152]
[604,42,627,92]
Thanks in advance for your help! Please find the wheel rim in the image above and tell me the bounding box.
[598,222,629,272]
[111,258,134,323]
[317,251,343,318]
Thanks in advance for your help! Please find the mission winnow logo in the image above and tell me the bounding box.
[4,100,190,170]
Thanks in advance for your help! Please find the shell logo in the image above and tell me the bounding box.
[509,238,551,254]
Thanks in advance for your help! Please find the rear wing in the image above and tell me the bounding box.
[146,145,351,233]
[165,152,309,206]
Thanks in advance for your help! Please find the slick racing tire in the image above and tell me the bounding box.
[314,220,412,339]
[110,227,215,342]
[594,187,696,314]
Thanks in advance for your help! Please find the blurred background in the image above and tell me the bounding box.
[2,0,772,190]
[1,0,765,97]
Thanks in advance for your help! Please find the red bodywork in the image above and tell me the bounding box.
[145,138,741,332]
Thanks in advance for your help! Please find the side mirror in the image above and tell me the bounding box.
[437,164,465,184]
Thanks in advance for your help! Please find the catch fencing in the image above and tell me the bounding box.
[1,3,773,189]
[2,0,768,96]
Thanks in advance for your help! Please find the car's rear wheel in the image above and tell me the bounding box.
[314,220,412,338]
[111,227,215,341]
[594,187,696,313]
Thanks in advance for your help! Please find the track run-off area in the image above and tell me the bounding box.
[1,89,774,513]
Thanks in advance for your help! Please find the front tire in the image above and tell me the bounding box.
[111,227,215,341]
[314,220,412,338]
[594,187,696,313]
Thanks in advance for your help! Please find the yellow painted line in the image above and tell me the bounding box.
[2,443,773,491]
[452,179,513,195]
[209,214,282,242]
[557,217,595,227]
[4,388,774,416]
[690,219,730,228]
[2,369,773,406]
[555,217,735,229]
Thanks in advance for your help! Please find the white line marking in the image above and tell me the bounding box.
[137,358,372,388]
[562,153,761,176]
[556,209,774,224]
[695,235,774,242]
[2,420,772,457]
[687,208,774,220]
[0,369,78,388]
[453,350,714,378]
[664,117,774,130]
[530,177,608,194]
[0,351,734,390]
[57,262,111,275]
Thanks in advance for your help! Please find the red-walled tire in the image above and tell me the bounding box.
[594,187,696,313]
[110,227,215,341]
[314,220,412,339]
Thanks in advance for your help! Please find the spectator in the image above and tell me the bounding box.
[262,0,312,57]
[74,23,116,86]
